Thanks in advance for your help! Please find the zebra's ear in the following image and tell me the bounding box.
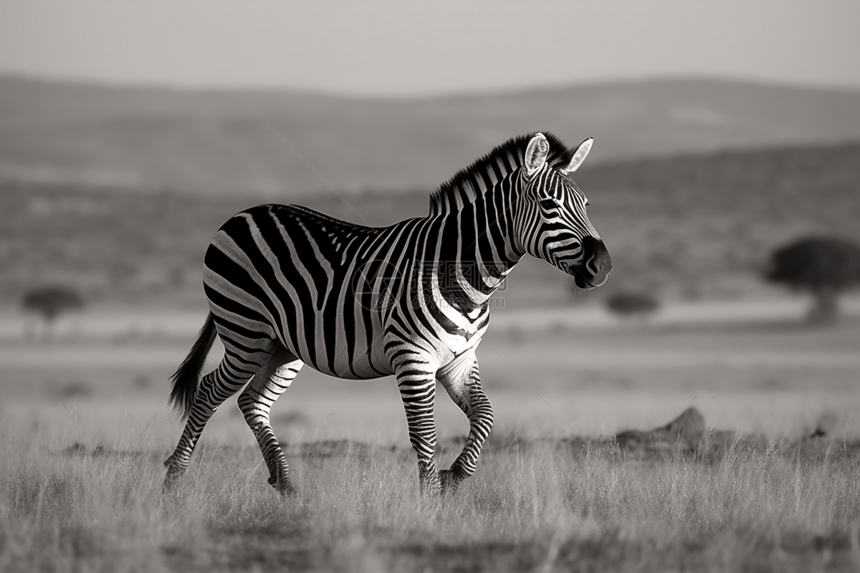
[524,133,549,178]
[563,137,593,173]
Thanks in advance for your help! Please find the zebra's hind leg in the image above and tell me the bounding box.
[163,349,273,493]
[438,359,494,494]
[237,343,303,495]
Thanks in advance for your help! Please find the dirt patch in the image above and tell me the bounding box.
[612,407,860,463]
[282,439,393,459]
[387,542,545,573]
[59,442,157,462]
[441,406,860,464]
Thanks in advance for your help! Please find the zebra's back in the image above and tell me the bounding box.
[202,203,411,380]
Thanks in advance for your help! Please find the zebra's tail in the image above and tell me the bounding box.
[169,312,217,420]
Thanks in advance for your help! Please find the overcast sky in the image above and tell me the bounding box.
[1,0,859,96]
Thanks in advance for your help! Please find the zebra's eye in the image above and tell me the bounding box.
[539,198,558,210]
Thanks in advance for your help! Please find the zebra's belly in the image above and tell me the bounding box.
[325,351,394,380]
[279,334,394,380]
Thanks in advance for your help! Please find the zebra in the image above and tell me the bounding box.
[163,132,612,495]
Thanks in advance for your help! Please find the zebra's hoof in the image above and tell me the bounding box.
[162,475,182,497]
[439,469,461,495]
[418,473,443,496]
[268,476,296,496]
[419,482,443,496]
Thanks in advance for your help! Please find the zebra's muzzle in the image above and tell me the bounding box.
[567,236,612,289]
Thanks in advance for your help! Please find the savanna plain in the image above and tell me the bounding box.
[2,319,860,573]
[3,139,860,571]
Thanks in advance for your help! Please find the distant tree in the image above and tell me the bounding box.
[605,290,660,324]
[21,285,85,334]
[765,236,860,323]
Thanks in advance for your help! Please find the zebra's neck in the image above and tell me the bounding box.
[432,177,525,311]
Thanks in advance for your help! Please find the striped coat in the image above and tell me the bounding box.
[164,132,612,495]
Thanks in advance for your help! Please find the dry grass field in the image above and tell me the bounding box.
[3,424,860,572]
[2,321,860,572]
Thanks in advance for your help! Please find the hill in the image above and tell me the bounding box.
[5,142,859,309]
[2,76,860,196]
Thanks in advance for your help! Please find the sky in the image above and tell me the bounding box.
[1,0,859,96]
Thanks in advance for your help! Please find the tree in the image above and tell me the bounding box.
[604,290,660,324]
[765,236,860,323]
[21,285,85,334]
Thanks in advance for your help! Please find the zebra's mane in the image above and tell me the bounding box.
[428,132,574,217]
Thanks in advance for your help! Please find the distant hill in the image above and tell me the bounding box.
[2,76,860,196]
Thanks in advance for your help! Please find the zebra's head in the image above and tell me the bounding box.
[515,133,612,289]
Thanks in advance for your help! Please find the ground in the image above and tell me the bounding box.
[1,317,859,572]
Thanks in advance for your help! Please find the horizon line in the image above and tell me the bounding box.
[3,71,860,101]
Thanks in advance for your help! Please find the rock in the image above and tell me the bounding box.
[615,407,706,454]
[659,406,706,447]
[62,442,87,456]
[810,410,840,438]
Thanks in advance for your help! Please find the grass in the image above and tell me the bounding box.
[2,413,860,572]
[2,322,859,571]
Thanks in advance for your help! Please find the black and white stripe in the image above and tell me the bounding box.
[163,132,612,495]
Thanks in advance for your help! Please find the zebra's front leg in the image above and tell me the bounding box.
[237,344,303,496]
[438,359,494,494]
[392,356,442,495]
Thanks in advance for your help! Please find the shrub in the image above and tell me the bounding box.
[765,236,860,323]
[605,290,660,323]
[21,285,85,333]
